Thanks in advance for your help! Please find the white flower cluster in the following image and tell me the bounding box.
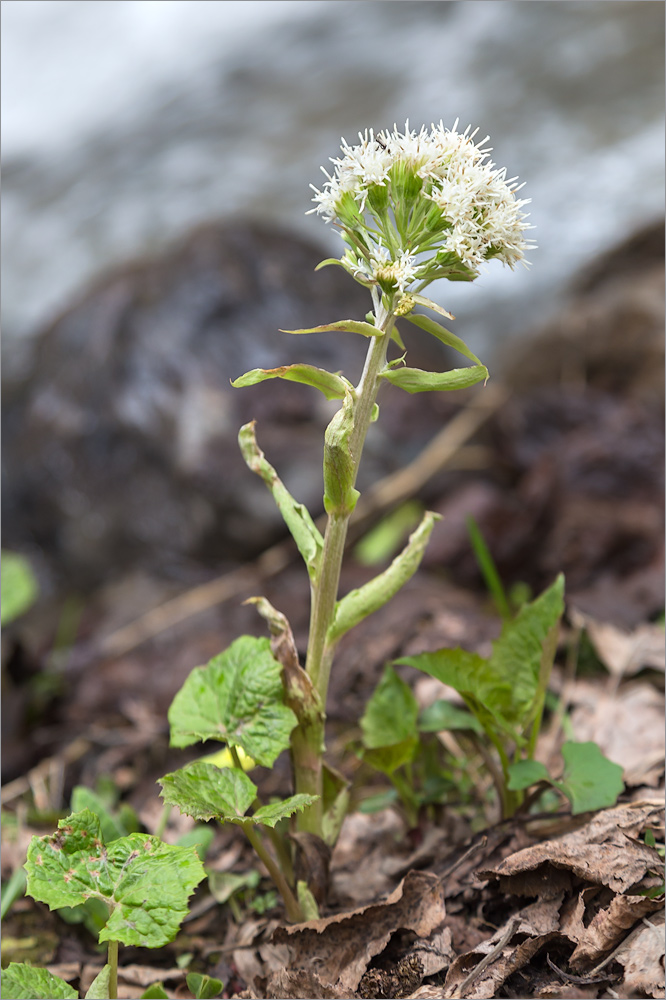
[310,121,533,284]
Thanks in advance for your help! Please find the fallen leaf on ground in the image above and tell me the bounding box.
[270,871,446,994]
[573,613,665,676]
[479,801,664,895]
[614,910,665,999]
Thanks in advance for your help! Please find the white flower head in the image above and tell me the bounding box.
[310,121,534,289]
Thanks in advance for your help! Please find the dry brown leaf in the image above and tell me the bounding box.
[479,802,664,894]
[569,893,664,969]
[614,910,665,999]
[442,897,564,999]
[573,614,665,676]
[260,968,354,999]
[271,871,446,993]
[569,680,665,787]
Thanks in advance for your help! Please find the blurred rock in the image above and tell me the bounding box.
[2,223,376,588]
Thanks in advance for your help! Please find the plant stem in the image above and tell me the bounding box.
[306,305,395,704]
[107,939,118,1000]
[242,823,303,923]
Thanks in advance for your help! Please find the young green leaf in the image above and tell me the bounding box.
[402,313,484,366]
[141,985,169,999]
[25,810,205,948]
[378,364,488,393]
[160,763,257,822]
[280,319,382,339]
[159,762,318,829]
[71,785,128,844]
[231,364,352,401]
[328,511,441,645]
[1,963,78,999]
[84,964,111,999]
[360,738,419,776]
[238,423,323,582]
[555,742,625,815]
[1,551,39,626]
[506,759,550,791]
[186,972,225,999]
[1,866,27,920]
[360,665,419,749]
[418,700,483,734]
[296,881,320,921]
[168,636,298,767]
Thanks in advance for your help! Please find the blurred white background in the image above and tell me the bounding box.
[2,0,664,367]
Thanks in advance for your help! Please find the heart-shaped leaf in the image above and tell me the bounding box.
[168,636,297,767]
[25,811,205,948]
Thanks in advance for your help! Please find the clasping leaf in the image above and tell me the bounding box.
[231,363,353,402]
[239,423,323,582]
[378,364,488,394]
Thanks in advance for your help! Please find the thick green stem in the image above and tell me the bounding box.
[107,939,118,1000]
[306,308,395,703]
[242,823,303,922]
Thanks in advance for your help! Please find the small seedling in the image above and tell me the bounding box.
[7,809,205,999]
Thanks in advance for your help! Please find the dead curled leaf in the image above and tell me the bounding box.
[268,871,446,995]
[478,801,664,894]
[614,910,665,999]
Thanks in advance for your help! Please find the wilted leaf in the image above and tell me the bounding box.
[378,364,488,394]
[168,636,297,767]
[1,963,78,999]
[361,665,419,749]
[25,810,205,948]
[231,364,351,401]
[272,871,446,993]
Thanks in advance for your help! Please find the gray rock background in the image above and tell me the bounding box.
[3,1,664,375]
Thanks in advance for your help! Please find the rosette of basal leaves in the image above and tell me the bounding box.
[159,761,317,829]
[24,810,205,948]
[168,636,297,767]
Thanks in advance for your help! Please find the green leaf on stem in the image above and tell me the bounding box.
[160,763,256,821]
[281,319,382,339]
[378,364,488,393]
[360,665,419,749]
[168,636,298,767]
[402,313,484,366]
[321,762,351,848]
[328,511,441,646]
[159,761,318,829]
[507,759,550,791]
[419,700,483,733]
[1,963,78,999]
[239,423,323,582]
[231,364,352,401]
[507,742,624,815]
[556,742,625,815]
[24,810,205,948]
[360,738,419,776]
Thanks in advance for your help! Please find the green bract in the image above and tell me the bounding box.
[24,810,205,948]
[167,636,298,767]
